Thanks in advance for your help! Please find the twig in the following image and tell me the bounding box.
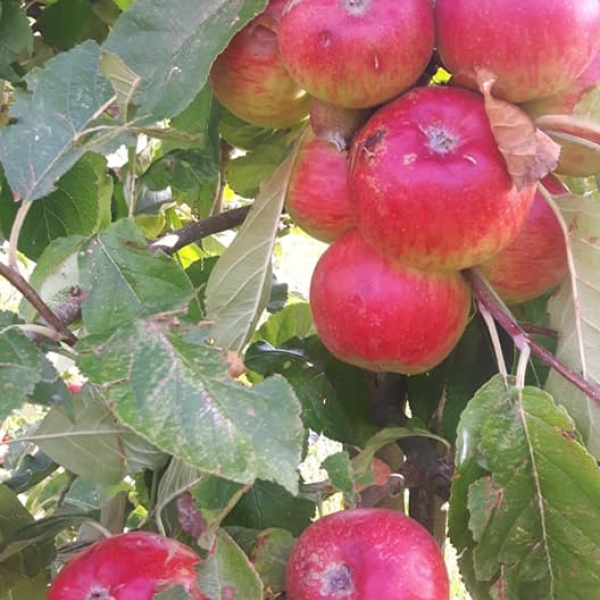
[465,268,600,406]
[0,262,78,346]
[149,205,251,256]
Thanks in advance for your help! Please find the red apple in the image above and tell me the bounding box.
[278,0,434,109]
[522,51,600,176]
[47,531,206,600]
[309,232,471,375]
[435,0,600,103]
[209,0,309,128]
[285,508,450,600]
[286,128,354,243]
[349,86,535,272]
[478,176,569,304]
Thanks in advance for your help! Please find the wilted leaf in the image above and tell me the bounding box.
[546,188,600,458]
[79,219,197,335]
[205,154,295,352]
[0,41,114,202]
[477,72,560,190]
[197,529,262,600]
[449,376,600,598]
[76,318,304,494]
[102,0,268,122]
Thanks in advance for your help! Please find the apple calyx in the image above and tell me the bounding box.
[343,0,371,16]
[424,125,458,155]
[323,563,354,595]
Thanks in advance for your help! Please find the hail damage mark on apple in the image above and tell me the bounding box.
[322,563,354,596]
[359,128,386,162]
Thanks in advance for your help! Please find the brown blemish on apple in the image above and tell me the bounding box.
[360,128,386,161]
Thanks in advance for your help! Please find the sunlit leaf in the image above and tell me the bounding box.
[449,376,600,598]
[0,41,114,201]
[546,187,600,458]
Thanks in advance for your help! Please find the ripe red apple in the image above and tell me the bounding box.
[478,177,569,304]
[349,86,535,272]
[309,232,471,375]
[285,508,450,600]
[435,0,600,103]
[278,0,434,109]
[209,0,309,128]
[47,531,206,600]
[522,51,600,176]
[286,128,354,243]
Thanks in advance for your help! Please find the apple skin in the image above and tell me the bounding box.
[286,128,354,243]
[349,86,535,272]
[478,177,568,305]
[285,508,450,600]
[435,0,600,103]
[47,531,206,600]
[278,0,434,109]
[309,232,471,375]
[209,0,309,128]
[522,51,600,177]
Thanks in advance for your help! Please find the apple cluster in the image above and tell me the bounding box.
[210,0,600,375]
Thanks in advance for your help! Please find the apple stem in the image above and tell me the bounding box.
[465,268,600,406]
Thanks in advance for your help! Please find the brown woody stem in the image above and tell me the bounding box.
[465,268,600,406]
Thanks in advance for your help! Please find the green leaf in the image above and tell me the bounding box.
[34,386,127,486]
[0,154,113,260]
[449,375,600,598]
[197,529,262,600]
[0,0,33,81]
[546,189,600,458]
[322,451,355,505]
[76,318,304,494]
[36,0,93,50]
[0,41,114,202]
[0,320,43,420]
[155,459,244,550]
[79,219,197,335]
[253,301,315,347]
[247,528,295,594]
[205,154,294,352]
[102,0,268,121]
[0,485,55,594]
[224,480,314,537]
[244,337,375,447]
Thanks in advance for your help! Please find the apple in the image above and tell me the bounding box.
[309,231,471,375]
[286,128,354,243]
[478,176,569,304]
[435,0,600,103]
[209,0,310,128]
[285,508,450,600]
[278,0,434,109]
[522,51,600,176]
[349,86,535,272]
[47,531,206,600]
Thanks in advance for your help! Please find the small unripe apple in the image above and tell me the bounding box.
[279,0,434,109]
[522,51,600,177]
[309,232,471,375]
[349,86,535,272]
[285,508,450,600]
[435,0,600,103]
[285,128,354,243]
[209,0,309,128]
[478,177,569,305]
